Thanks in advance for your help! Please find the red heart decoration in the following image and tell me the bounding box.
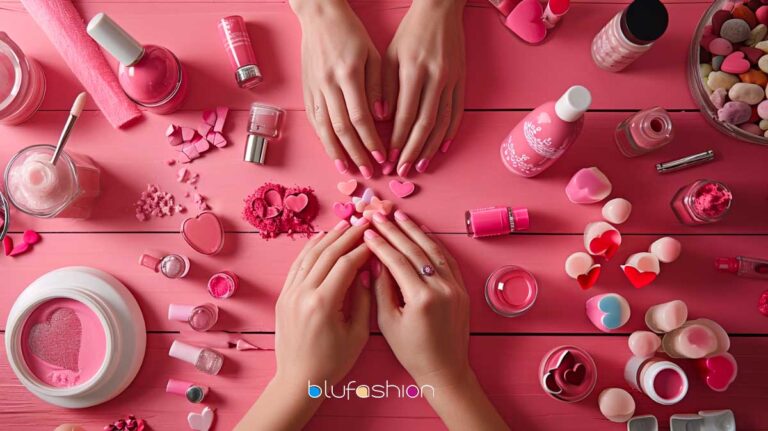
[588,230,621,260]
[181,211,225,255]
[563,363,586,385]
[622,265,657,289]
[576,265,601,290]
[505,0,547,44]
[284,193,309,213]
[696,353,737,392]
[333,202,355,220]
[29,308,82,371]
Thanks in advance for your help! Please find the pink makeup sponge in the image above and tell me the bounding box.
[586,293,630,332]
[628,331,661,358]
[602,198,632,224]
[649,237,682,263]
[565,167,612,204]
[645,300,688,333]
[598,388,636,423]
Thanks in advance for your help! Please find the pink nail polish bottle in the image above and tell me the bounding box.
[168,303,219,332]
[244,103,284,164]
[465,206,530,238]
[218,16,263,89]
[715,256,768,279]
[591,0,669,73]
[168,340,224,375]
[87,13,188,114]
[0,32,46,125]
[615,107,674,157]
[139,252,190,279]
[500,86,592,177]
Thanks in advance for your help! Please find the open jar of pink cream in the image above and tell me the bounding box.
[670,179,732,225]
[0,32,46,125]
[485,266,538,317]
[5,267,146,408]
[4,145,101,219]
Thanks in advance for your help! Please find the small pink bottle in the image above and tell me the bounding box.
[500,86,592,177]
[591,0,669,72]
[0,32,46,125]
[168,303,219,332]
[615,107,674,157]
[715,256,768,279]
[139,253,190,279]
[169,340,224,375]
[87,13,188,114]
[465,206,530,238]
[218,16,263,89]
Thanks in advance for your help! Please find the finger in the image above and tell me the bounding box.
[363,229,423,301]
[391,210,455,281]
[374,265,401,325]
[295,218,363,284]
[349,270,372,334]
[306,218,371,285]
[381,47,398,123]
[398,74,445,176]
[285,231,326,288]
[312,92,351,175]
[417,85,453,167]
[319,242,372,306]
[324,85,374,178]
[303,82,316,128]
[338,65,386,165]
[389,67,425,176]
[441,76,465,154]
[419,222,464,285]
[366,49,385,123]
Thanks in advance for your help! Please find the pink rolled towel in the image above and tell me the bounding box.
[20,0,141,128]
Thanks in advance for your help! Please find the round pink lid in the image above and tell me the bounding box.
[512,208,530,231]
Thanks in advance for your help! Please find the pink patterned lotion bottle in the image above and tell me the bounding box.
[500,86,592,177]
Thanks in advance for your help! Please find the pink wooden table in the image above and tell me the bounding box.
[2,0,768,430]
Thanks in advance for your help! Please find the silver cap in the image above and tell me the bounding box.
[87,13,144,66]
[236,65,263,89]
[244,135,268,164]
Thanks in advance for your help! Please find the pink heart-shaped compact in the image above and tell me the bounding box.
[505,0,547,44]
[284,193,309,213]
[181,212,225,255]
[28,308,82,371]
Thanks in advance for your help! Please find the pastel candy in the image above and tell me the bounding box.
[649,237,682,263]
[712,10,732,35]
[628,331,662,358]
[717,101,752,124]
[720,52,751,74]
[758,100,768,119]
[759,6,768,26]
[760,119,768,129]
[708,38,734,56]
[586,293,630,332]
[747,23,767,45]
[740,122,762,135]
[720,19,751,43]
[565,167,612,204]
[739,69,768,86]
[645,300,688,333]
[755,40,768,52]
[732,5,757,28]
[712,55,725,71]
[707,71,739,91]
[710,87,728,109]
[700,63,713,78]
[601,198,632,224]
[759,54,768,73]
[739,46,764,64]
[564,252,594,279]
[598,388,636,423]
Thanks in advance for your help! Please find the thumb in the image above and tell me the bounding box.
[350,270,372,333]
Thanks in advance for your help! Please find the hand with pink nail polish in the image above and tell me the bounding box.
[290,0,386,179]
[236,222,372,431]
[383,0,467,176]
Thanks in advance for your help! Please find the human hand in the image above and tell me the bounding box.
[291,0,385,178]
[382,0,466,176]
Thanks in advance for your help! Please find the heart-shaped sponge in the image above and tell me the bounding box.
[181,212,225,255]
[505,0,547,44]
[389,180,416,198]
[621,266,657,289]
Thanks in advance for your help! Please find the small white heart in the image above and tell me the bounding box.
[188,406,215,431]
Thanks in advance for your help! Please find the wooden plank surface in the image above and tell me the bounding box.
[1,335,766,431]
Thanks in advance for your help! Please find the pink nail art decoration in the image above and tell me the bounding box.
[565,167,613,204]
[389,180,416,198]
[621,252,660,289]
[584,221,622,260]
[337,179,358,196]
[28,308,82,371]
[181,211,225,255]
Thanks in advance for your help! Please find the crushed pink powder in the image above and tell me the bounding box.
[243,183,318,239]
[134,184,186,221]
[693,182,732,218]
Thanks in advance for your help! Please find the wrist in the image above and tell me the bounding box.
[414,364,475,392]
[289,0,351,21]
[411,0,466,16]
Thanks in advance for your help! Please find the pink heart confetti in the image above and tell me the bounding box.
[207,131,228,148]
[9,241,31,257]
[28,307,82,371]
[284,193,309,213]
[22,230,41,245]
[214,106,229,133]
[388,180,415,198]
[337,179,358,196]
[333,202,355,219]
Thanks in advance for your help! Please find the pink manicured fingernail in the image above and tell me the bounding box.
[398,162,412,178]
[382,162,395,175]
[388,148,401,163]
[359,165,373,179]
[353,217,370,227]
[334,219,350,231]
[364,229,379,239]
[415,158,430,173]
[359,271,371,288]
[335,159,349,175]
[394,210,409,221]
[372,150,386,164]
[374,100,386,120]
[370,258,382,278]
[372,212,388,224]
[440,139,453,153]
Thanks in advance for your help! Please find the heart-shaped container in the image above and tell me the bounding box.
[538,345,597,403]
[4,267,146,408]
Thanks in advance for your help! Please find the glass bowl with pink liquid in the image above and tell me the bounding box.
[485,265,538,317]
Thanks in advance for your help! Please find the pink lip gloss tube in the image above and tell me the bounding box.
[218,16,263,89]
[615,107,674,157]
[715,256,768,279]
[465,206,530,238]
[0,32,46,125]
[542,0,571,29]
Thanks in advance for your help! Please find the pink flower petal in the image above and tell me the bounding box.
[8,241,30,257]
[22,230,41,245]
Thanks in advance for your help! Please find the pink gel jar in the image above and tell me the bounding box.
[670,179,732,225]
[4,145,101,219]
[485,266,538,317]
[0,32,46,125]
[244,103,285,164]
[539,345,597,402]
[207,271,239,299]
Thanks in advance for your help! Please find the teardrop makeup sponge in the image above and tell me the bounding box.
[598,388,636,423]
[566,167,613,204]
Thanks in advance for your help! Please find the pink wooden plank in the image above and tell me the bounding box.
[0,2,706,111]
[2,233,767,333]
[0,334,766,430]
[2,111,766,235]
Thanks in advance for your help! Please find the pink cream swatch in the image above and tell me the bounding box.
[21,298,106,387]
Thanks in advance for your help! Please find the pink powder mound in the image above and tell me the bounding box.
[243,183,318,239]
[208,276,229,298]
[21,298,107,388]
[693,182,732,218]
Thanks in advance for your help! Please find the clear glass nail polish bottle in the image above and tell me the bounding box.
[615,107,674,157]
[244,103,285,164]
[715,256,768,279]
[169,340,224,375]
[168,303,219,332]
[670,179,732,226]
[140,253,190,278]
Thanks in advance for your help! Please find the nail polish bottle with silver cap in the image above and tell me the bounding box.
[244,103,284,164]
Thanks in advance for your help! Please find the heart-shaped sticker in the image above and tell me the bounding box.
[333,202,355,220]
[284,193,309,213]
[696,353,737,392]
[588,230,621,260]
[505,0,547,44]
[188,406,215,431]
[29,308,82,371]
[337,179,358,196]
[389,180,416,198]
[576,265,601,290]
[621,265,657,289]
[181,212,225,255]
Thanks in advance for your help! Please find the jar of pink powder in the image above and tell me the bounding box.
[670,179,733,225]
[4,267,146,408]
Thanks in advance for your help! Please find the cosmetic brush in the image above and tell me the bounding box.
[51,92,87,165]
